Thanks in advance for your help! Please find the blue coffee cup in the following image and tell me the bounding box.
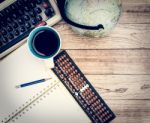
[27,26,61,68]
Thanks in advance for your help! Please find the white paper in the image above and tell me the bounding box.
[0,44,91,123]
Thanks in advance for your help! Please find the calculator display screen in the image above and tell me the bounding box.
[0,0,16,11]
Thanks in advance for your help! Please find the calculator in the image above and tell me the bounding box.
[0,0,61,59]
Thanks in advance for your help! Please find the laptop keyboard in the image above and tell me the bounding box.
[0,0,55,54]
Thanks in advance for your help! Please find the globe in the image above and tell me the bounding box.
[65,0,122,37]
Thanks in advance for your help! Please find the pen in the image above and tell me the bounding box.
[16,78,51,88]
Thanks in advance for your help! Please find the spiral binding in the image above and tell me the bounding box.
[1,80,60,123]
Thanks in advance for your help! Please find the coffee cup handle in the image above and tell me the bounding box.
[44,58,54,69]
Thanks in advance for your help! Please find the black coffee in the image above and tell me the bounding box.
[32,29,60,57]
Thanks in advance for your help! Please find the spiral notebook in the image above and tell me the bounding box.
[0,44,91,123]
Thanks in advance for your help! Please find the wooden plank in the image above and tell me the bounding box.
[86,75,150,100]
[119,13,150,24]
[55,22,150,49]
[122,0,150,4]
[106,100,150,123]
[65,50,150,75]
[121,0,150,24]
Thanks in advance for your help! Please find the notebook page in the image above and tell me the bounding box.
[0,43,91,123]
[0,44,57,122]
[13,82,91,123]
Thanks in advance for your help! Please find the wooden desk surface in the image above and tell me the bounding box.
[54,0,150,122]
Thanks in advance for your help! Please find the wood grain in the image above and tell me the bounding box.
[121,0,150,24]
[86,75,150,100]
[55,22,150,49]
[109,100,150,123]
[66,50,150,75]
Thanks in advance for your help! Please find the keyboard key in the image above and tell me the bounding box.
[3,37,8,43]
[44,8,54,17]
[29,11,35,17]
[34,7,42,14]
[17,0,24,6]
[10,4,17,11]
[29,2,36,9]
[31,19,37,25]
[1,29,7,35]
[24,6,30,12]
[36,0,42,4]
[24,15,30,21]
[18,18,24,24]
[7,17,12,23]
[7,26,13,32]
[20,26,26,32]
[4,9,10,15]
[18,9,24,15]
[25,22,31,29]
[36,15,42,21]
[12,13,17,19]
[12,22,18,28]
[8,33,14,40]
[0,12,4,19]
[0,21,7,27]
[14,30,20,36]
